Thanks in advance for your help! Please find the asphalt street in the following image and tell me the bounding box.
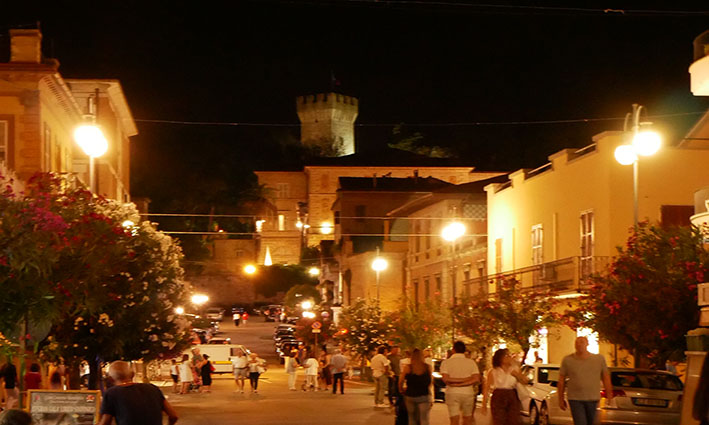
[165,316,493,425]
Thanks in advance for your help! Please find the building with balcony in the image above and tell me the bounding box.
[0,28,135,201]
[690,30,709,96]
[387,176,506,308]
[483,128,709,363]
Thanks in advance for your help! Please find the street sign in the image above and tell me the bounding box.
[312,321,322,329]
[312,329,321,333]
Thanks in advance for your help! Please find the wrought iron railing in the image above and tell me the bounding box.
[462,256,611,296]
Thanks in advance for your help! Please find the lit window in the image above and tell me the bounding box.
[0,121,7,164]
[278,214,285,231]
[580,211,594,277]
[276,183,290,199]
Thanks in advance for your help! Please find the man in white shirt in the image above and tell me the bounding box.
[440,341,481,425]
[370,346,391,407]
[231,348,248,393]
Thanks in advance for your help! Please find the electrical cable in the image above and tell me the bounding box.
[134,110,706,128]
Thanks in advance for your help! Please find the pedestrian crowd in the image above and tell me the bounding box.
[169,347,214,395]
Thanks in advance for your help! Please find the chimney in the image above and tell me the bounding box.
[10,29,42,63]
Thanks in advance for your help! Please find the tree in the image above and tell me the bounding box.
[283,284,321,309]
[576,224,706,369]
[337,299,395,371]
[251,265,316,298]
[455,278,559,362]
[387,124,453,158]
[387,299,451,353]
[0,173,190,388]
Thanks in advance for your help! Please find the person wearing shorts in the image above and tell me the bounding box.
[232,348,248,393]
[169,359,179,394]
[441,341,481,425]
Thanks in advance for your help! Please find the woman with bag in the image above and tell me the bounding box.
[201,354,214,393]
[248,352,266,394]
[398,348,432,425]
[481,348,526,425]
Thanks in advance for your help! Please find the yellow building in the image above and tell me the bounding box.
[0,28,135,201]
[484,127,709,364]
[388,177,506,308]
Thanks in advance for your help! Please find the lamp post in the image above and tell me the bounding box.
[371,247,388,307]
[614,104,661,229]
[441,220,466,343]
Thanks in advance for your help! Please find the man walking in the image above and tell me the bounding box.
[558,336,614,425]
[98,361,178,425]
[330,349,348,394]
[371,346,391,407]
[441,341,480,425]
[388,345,402,406]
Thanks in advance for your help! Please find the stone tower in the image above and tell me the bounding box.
[296,93,358,156]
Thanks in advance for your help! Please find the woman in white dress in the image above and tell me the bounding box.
[179,354,194,394]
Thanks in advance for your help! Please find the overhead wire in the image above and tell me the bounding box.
[134,110,706,128]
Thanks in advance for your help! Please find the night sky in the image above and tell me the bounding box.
[4,1,709,208]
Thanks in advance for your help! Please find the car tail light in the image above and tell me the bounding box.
[601,389,626,398]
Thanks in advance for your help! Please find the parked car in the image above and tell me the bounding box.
[520,364,684,425]
[207,337,232,344]
[264,305,283,322]
[432,359,446,402]
[205,307,224,322]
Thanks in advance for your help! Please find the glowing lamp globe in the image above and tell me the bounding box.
[175,307,185,315]
[243,264,256,275]
[308,267,320,276]
[614,145,637,166]
[371,257,388,272]
[632,131,661,157]
[441,221,466,242]
[74,124,108,158]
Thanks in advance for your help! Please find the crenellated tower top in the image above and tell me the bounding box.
[296,93,358,156]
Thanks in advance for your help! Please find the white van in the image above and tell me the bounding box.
[183,344,250,374]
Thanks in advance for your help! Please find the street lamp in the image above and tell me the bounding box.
[614,104,662,229]
[301,300,313,310]
[243,264,257,275]
[175,307,185,315]
[441,220,466,343]
[308,267,320,277]
[74,123,108,193]
[191,294,209,306]
[371,248,388,306]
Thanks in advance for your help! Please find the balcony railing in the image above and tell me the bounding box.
[463,256,611,296]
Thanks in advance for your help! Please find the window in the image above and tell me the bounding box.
[435,275,442,298]
[235,250,244,258]
[463,266,471,297]
[355,205,366,222]
[43,123,51,171]
[425,219,431,250]
[413,280,419,308]
[278,214,285,231]
[531,225,543,265]
[275,183,290,199]
[0,121,8,164]
[334,211,340,225]
[424,278,430,301]
[451,269,457,306]
[531,224,544,283]
[580,211,594,277]
[495,238,503,274]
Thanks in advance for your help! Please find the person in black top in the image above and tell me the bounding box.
[98,361,178,425]
[201,354,213,393]
[398,349,433,425]
[0,360,18,409]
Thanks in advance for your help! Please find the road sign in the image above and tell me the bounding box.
[312,321,322,329]
[312,329,321,333]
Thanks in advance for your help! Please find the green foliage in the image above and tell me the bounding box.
[388,124,452,158]
[337,299,394,359]
[455,278,559,360]
[576,224,706,368]
[283,284,321,309]
[0,173,191,377]
[387,299,451,352]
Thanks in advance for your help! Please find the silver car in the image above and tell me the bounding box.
[520,364,683,425]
